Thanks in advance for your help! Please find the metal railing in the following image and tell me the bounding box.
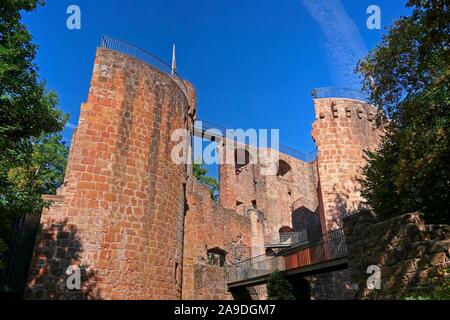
[99,35,188,100]
[227,228,347,284]
[227,254,285,283]
[279,145,317,163]
[279,231,307,245]
[194,120,318,163]
[312,87,368,102]
[284,228,348,269]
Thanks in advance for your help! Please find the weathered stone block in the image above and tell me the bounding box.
[344,211,450,299]
[426,240,450,254]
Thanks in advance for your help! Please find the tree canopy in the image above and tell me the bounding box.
[193,162,219,201]
[267,270,295,300]
[357,0,449,223]
[0,0,68,270]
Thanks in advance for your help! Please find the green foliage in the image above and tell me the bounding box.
[357,0,450,224]
[193,162,219,201]
[0,0,68,270]
[267,270,295,300]
[0,1,65,144]
[357,0,449,119]
[30,133,69,195]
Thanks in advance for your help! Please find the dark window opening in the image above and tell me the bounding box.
[235,148,251,174]
[207,247,227,267]
[277,160,292,177]
[251,200,257,209]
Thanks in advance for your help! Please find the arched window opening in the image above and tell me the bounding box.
[291,205,322,241]
[277,160,292,177]
[279,226,293,234]
[235,148,251,174]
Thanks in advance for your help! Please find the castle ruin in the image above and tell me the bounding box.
[24,39,382,300]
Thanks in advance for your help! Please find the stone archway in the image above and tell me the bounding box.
[291,198,322,240]
[276,159,292,177]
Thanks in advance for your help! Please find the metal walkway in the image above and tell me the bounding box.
[226,228,348,289]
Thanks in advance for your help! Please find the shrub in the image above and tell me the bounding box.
[267,270,295,300]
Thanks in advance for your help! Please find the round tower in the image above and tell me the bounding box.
[311,88,381,232]
[26,41,194,299]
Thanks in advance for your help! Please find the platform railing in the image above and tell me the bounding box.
[311,87,368,102]
[285,228,348,270]
[265,231,308,247]
[279,231,307,245]
[99,35,188,100]
[227,254,285,283]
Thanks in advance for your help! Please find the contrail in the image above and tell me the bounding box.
[302,0,368,89]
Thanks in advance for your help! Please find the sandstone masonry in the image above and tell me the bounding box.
[343,211,450,299]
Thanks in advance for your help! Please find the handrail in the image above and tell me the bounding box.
[312,87,368,102]
[280,231,304,244]
[99,35,188,100]
[227,255,285,283]
[227,228,347,284]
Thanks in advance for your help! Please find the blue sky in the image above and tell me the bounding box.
[23,0,409,154]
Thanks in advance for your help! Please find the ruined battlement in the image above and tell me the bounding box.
[313,98,376,122]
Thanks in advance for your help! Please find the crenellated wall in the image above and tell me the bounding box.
[312,98,381,232]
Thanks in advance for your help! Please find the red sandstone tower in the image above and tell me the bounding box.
[25,43,195,299]
[311,91,381,232]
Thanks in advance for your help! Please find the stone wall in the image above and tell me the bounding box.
[256,155,319,243]
[218,145,320,244]
[312,98,381,232]
[25,48,191,300]
[343,210,450,299]
[182,177,253,300]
